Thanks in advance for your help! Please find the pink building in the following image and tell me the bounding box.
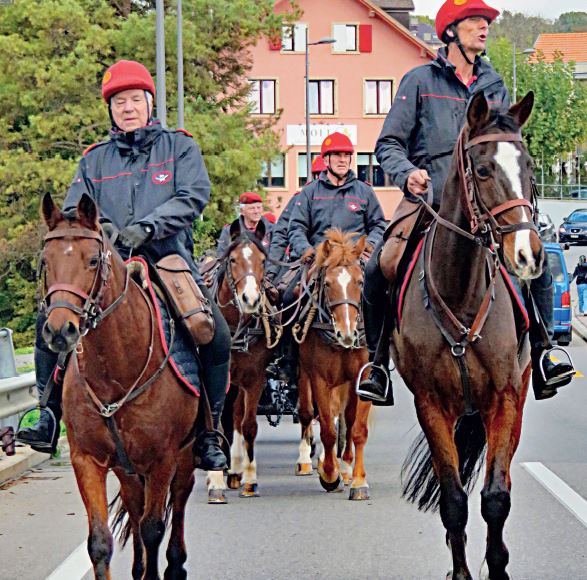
[248,0,436,218]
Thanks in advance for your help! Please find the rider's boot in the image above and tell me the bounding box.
[16,337,62,454]
[530,267,575,400]
[357,249,394,406]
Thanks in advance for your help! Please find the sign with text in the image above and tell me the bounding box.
[286,124,357,146]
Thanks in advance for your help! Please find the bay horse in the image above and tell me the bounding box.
[296,230,372,500]
[40,193,201,580]
[215,218,278,497]
[389,92,541,579]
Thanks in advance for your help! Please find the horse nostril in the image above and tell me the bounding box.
[517,250,529,268]
[43,321,55,338]
[62,321,78,338]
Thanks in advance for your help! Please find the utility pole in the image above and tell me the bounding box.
[177,0,184,128]
[155,0,167,127]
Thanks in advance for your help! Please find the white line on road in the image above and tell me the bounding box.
[521,462,587,528]
[46,539,91,580]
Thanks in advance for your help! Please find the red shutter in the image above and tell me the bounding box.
[359,24,372,53]
[268,38,282,51]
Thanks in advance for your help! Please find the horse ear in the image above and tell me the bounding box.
[77,194,99,230]
[229,218,242,241]
[467,91,490,129]
[321,239,331,258]
[254,219,266,242]
[355,235,367,257]
[509,91,534,128]
[41,193,62,231]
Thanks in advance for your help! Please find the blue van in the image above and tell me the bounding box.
[544,243,572,345]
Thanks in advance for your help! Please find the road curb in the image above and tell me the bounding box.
[572,319,587,344]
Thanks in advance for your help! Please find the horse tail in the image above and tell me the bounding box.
[109,493,132,548]
[401,412,486,512]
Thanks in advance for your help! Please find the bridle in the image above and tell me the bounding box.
[39,226,130,335]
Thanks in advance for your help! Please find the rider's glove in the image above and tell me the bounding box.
[264,279,280,304]
[100,220,119,243]
[119,223,153,250]
[301,248,315,265]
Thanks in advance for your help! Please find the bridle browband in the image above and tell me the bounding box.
[40,226,129,335]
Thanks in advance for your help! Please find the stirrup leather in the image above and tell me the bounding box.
[538,347,575,386]
[355,362,390,401]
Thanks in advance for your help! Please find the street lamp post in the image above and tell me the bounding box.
[305,33,336,182]
[155,0,167,127]
[512,43,535,103]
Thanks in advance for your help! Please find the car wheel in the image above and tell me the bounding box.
[557,332,572,346]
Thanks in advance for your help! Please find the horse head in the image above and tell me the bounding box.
[40,193,116,353]
[223,217,267,315]
[314,229,366,349]
[463,90,543,280]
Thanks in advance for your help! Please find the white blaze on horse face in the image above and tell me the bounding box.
[336,268,353,337]
[239,245,260,312]
[494,142,536,278]
[64,245,73,256]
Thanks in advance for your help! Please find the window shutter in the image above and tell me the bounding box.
[359,24,372,53]
[268,38,282,51]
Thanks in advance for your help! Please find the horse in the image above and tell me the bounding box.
[388,92,542,579]
[295,229,372,500]
[39,193,203,580]
[215,218,279,497]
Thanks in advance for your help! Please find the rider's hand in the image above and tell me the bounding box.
[264,279,279,304]
[119,223,153,250]
[100,221,119,243]
[406,169,431,196]
[301,248,315,265]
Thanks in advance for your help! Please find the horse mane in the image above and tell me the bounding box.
[219,232,267,261]
[314,229,362,269]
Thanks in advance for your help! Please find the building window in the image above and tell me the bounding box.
[298,152,322,187]
[249,79,276,114]
[309,80,334,115]
[364,80,393,115]
[282,23,307,52]
[333,24,358,52]
[357,153,391,187]
[260,155,286,188]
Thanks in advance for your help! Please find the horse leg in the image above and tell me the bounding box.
[295,372,314,476]
[416,404,472,580]
[315,382,343,492]
[141,463,175,580]
[71,452,113,580]
[340,391,356,486]
[349,397,372,501]
[114,470,146,580]
[164,448,196,580]
[480,374,529,580]
[240,381,264,497]
[227,388,244,490]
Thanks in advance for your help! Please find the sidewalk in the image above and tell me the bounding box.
[572,309,587,343]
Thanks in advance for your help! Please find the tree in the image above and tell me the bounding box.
[554,12,587,33]
[489,10,553,50]
[0,0,296,345]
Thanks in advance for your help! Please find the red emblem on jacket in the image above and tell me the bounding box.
[152,170,172,185]
[347,201,360,212]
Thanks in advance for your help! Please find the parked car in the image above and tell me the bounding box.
[570,188,587,200]
[537,212,556,242]
[558,209,587,244]
[544,242,572,346]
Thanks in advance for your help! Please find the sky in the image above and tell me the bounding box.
[413,1,587,21]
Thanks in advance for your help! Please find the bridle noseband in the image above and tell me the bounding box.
[40,227,129,335]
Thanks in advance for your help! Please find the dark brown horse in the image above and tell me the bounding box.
[296,230,372,499]
[388,92,541,579]
[40,193,200,580]
[215,218,278,497]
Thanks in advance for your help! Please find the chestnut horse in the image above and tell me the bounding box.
[296,230,372,500]
[215,218,278,497]
[391,92,541,579]
[40,193,200,580]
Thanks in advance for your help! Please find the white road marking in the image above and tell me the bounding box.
[521,462,587,527]
[46,541,91,579]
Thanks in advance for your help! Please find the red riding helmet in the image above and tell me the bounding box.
[102,60,156,103]
[321,132,354,157]
[311,155,327,174]
[435,0,500,42]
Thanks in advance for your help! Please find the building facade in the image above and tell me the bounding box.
[248,0,435,217]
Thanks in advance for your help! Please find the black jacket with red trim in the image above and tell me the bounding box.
[265,192,299,281]
[375,47,509,204]
[64,122,210,278]
[287,170,386,260]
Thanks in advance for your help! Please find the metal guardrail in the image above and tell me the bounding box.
[0,372,36,421]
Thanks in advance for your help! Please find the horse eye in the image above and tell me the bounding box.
[476,165,490,179]
[89,256,100,269]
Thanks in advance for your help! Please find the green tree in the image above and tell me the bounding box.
[0,0,296,345]
[554,12,587,33]
[490,10,552,50]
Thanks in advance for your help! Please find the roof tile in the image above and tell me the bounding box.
[532,32,587,63]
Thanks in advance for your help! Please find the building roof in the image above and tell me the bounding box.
[371,0,415,9]
[532,32,587,63]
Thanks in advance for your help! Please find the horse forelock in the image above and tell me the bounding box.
[468,109,521,141]
[315,230,361,269]
[221,233,267,261]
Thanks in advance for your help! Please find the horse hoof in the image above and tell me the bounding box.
[319,474,344,492]
[227,473,242,490]
[341,472,352,486]
[208,489,227,504]
[239,482,259,497]
[295,462,313,476]
[349,486,370,501]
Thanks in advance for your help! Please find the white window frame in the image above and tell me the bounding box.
[282,23,307,53]
[363,78,394,116]
[332,23,359,53]
[248,78,277,115]
[260,154,287,189]
[309,79,336,116]
[357,152,392,188]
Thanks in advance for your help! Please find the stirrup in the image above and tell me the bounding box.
[538,347,575,385]
[15,406,59,447]
[355,362,390,401]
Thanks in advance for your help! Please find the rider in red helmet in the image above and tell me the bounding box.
[359,0,574,404]
[18,61,231,471]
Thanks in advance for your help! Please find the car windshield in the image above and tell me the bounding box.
[547,251,565,283]
[568,212,587,222]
